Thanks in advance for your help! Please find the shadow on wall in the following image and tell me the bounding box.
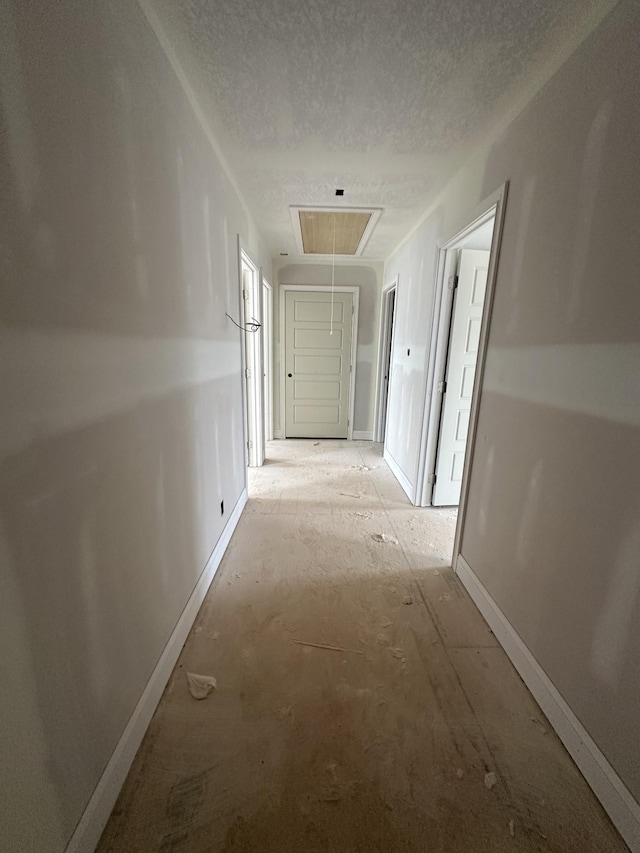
[0,0,250,848]
[460,0,640,805]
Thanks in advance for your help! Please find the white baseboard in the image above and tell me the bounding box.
[352,430,373,440]
[66,488,248,853]
[455,553,640,853]
[383,448,415,503]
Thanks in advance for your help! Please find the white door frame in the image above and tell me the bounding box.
[279,284,359,440]
[373,276,398,443]
[261,276,274,443]
[415,183,508,559]
[239,245,265,467]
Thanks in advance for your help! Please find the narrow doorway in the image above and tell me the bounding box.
[418,207,499,509]
[374,281,397,443]
[240,250,265,467]
[262,277,273,442]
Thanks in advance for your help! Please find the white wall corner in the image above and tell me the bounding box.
[65,488,248,853]
[455,554,640,853]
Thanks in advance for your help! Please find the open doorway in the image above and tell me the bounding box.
[417,185,507,513]
[374,277,397,443]
[262,276,274,443]
[239,248,265,467]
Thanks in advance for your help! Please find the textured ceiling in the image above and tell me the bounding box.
[147,0,615,261]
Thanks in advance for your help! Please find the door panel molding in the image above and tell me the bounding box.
[432,249,490,506]
[279,285,359,440]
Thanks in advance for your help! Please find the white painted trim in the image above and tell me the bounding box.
[455,554,640,853]
[452,185,508,559]
[383,447,413,502]
[373,278,398,444]
[279,284,359,441]
[65,488,248,853]
[289,205,383,259]
[239,246,265,468]
[261,276,274,442]
[352,430,373,440]
[415,184,508,521]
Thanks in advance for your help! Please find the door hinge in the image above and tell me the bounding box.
[245,367,251,379]
[243,288,249,300]
[247,439,253,449]
[428,472,437,485]
[438,380,447,394]
[454,274,459,290]
[349,364,352,373]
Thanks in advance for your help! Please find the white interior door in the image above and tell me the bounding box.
[433,249,490,506]
[285,290,353,438]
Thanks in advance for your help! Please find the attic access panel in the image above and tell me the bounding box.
[290,206,382,257]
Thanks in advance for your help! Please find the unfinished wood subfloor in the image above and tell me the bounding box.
[98,440,627,853]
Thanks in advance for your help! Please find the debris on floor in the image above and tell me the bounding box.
[292,639,364,655]
[530,717,548,734]
[372,532,398,544]
[484,771,497,790]
[186,672,217,700]
[402,595,413,605]
[97,441,629,853]
[351,464,370,471]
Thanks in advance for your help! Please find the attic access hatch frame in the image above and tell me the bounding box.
[290,205,383,258]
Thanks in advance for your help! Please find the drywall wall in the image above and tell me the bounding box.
[383,0,640,835]
[273,261,382,438]
[0,0,270,849]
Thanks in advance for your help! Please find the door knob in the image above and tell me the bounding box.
[287,373,292,377]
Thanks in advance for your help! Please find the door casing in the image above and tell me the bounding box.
[414,183,508,567]
[374,278,398,443]
[262,277,274,442]
[239,245,264,467]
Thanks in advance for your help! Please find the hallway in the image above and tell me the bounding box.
[98,442,626,852]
